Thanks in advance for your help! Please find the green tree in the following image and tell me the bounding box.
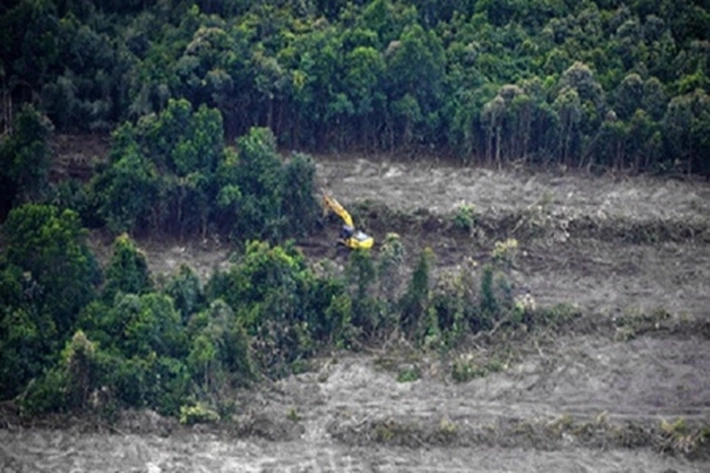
[482,92,506,166]
[93,124,159,233]
[103,233,153,302]
[118,292,187,359]
[230,127,285,241]
[553,86,581,166]
[663,88,710,175]
[0,267,53,400]
[3,204,99,337]
[347,248,378,335]
[344,45,385,149]
[280,152,320,238]
[188,299,254,391]
[615,72,644,121]
[213,240,312,371]
[400,247,433,339]
[165,264,205,323]
[385,23,446,147]
[376,232,405,315]
[642,76,669,122]
[0,105,53,220]
[141,99,223,236]
[61,330,98,410]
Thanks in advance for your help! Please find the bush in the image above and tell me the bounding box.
[179,402,220,425]
[281,152,320,237]
[347,248,380,335]
[400,248,434,339]
[491,238,519,267]
[18,367,67,415]
[396,364,421,383]
[62,330,98,410]
[103,233,153,302]
[0,105,53,220]
[452,203,476,232]
[451,355,503,383]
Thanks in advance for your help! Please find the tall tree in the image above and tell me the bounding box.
[2,203,99,338]
[0,105,53,221]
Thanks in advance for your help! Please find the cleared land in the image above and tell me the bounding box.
[3,154,710,472]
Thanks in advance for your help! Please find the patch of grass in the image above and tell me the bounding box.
[287,407,301,423]
[396,364,421,383]
[451,355,503,383]
[614,307,671,341]
[533,303,582,329]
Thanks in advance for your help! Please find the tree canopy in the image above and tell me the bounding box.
[0,0,708,174]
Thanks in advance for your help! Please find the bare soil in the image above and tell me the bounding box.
[3,152,710,472]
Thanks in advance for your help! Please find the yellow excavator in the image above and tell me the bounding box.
[322,193,374,250]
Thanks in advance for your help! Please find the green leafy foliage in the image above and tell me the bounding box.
[210,240,313,372]
[3,204,99,337]
[187,299,255,390]
[0,105,53,220]
[61,330,98,410]
[347,248,380,336]
[165,264,206,323]
[93,125,159,233]
[281,152,320,237]
[400,247,433,338]
[103,233,153,302]
[229,127,285,240]
[1,0,708,175]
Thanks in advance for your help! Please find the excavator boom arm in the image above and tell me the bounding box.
[323,194,354,228]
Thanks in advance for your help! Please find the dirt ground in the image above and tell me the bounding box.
[3,152,710,472]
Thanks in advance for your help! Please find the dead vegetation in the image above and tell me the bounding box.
[329,412,710,458]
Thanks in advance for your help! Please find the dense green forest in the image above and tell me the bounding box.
[1,0,709,174]
[0,0,708,420]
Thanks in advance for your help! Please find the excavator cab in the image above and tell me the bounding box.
[323,193,374,250]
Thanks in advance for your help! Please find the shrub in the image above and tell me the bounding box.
[396,364,421,383]
[103,233,153,302]
[491,238,519,266]
[451,354,503,383]
[18,367,67,415]
[281,152,320,237]
[62,330,98,410]
[452,203,476,232]
[478,264,499,325]
[400,248,434,338]
[347,248,379,334]
[179,402,220,425]
[164,264,205,323]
